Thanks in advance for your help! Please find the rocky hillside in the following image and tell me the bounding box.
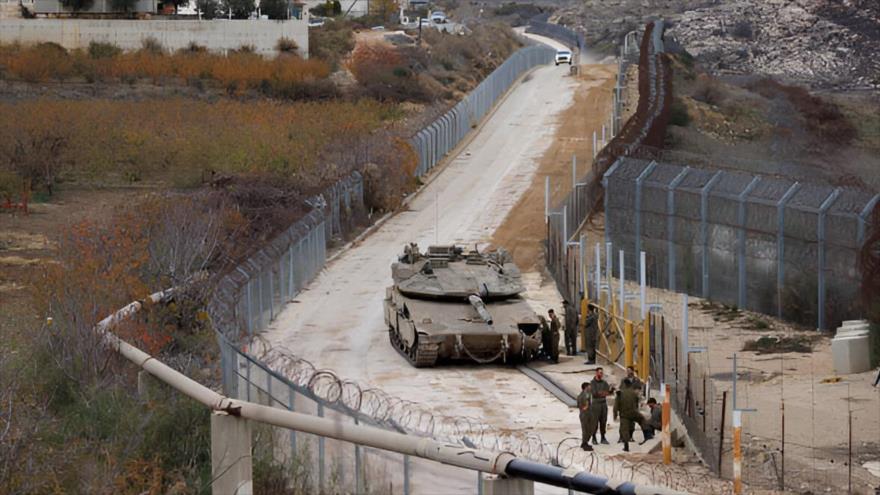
[668,0,879,89]
[551,0,879,90]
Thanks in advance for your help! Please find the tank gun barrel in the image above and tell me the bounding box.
[468,294,493,325]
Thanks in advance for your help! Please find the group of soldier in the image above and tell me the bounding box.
[540,301,661,454]
[577,366,661,452]
[537,298,598,364]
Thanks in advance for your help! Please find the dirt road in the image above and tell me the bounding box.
[259,48,646,491]
[263,60,578,419]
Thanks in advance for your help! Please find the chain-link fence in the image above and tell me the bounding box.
[525,17,584,51]
[409,44,555,177]
[547,20,668,304]
[603,156,879,330]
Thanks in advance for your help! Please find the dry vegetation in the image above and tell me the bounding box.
[0,41,331,97]
[0,19,524,493]
[0,98,402,193]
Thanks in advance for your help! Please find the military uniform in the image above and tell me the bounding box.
[620,374,644,395]
[582,310,598,363]
[563,301,578,356]
[642,405,661,440]
[617,387,645,444]
[540,317,559,363]
[589,377,612,441]
[576,388,597,448]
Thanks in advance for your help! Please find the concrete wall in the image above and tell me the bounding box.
[33,0,157,14]
[0,18,309,57]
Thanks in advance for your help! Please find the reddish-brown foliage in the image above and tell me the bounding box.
[0,43,330,93]
[745,77,857,146]
[0,98,393,191]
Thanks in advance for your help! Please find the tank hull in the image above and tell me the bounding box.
[384,287,541,367]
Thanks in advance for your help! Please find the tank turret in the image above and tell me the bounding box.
[384,244,541,367]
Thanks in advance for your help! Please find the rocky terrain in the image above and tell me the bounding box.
[549,0,879,90]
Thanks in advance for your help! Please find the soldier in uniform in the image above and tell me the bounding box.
[538,315,559,363]
[582,304,598,365]
[589,367,614,444]
[614,367,644,424]
[577,382,595,451]
[617,378,646,452]
[640,397,661,443]
[620,366,644,395]
[563,300,578,356]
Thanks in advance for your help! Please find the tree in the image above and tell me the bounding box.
[59,0,94,10]
[196,0,222,18]
[368,0,397,23]
[260,0,288,19]
[225,0,255,18]
[110,0,137,13]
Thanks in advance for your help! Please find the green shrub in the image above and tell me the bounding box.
[669,99,690,126]
[140,36,164,54]
[88,41,122,59]
[276,37,299,53]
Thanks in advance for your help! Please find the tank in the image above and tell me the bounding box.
[384,244,542,367]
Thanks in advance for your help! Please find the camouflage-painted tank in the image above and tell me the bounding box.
[384,244,542,367]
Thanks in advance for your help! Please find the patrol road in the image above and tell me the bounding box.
[263,49,588,492]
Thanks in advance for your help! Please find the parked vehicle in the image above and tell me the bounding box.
[555,49,572,65]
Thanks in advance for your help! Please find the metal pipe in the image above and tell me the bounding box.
[99,286,682,495]
[505,459,685,495]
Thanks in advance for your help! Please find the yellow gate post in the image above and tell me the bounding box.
[624,321,634,369]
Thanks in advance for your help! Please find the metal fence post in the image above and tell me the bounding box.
[700,172,723,299]
[736,177,760,309]
[817,188,841,331]
[667,167,689,291]
[634,161,657,262]
[354,418,362,494]
[404,454,411,495]
[776,183,800,318]
[289,390,296,457]
[318,403,325,492]
[857,193,880,247]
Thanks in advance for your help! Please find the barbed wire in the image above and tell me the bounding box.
[258,345,734,493]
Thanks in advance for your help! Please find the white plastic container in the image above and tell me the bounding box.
[831,320,871,375]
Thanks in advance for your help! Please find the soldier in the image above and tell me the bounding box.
[620,366,644,395]
[617,378,645,452]
[582,304,598,365]
[614,367,643,423]
[538,315,559,363]
[589,367,614,444]
[577,382,595,451]
[563,299,578,356]
[640,397,661,443]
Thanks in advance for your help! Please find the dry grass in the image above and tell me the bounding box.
[0,98,397,191]
[0,42,330,94]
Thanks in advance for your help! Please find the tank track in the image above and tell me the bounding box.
[388,325,439,368]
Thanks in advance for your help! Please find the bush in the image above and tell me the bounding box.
[224,0,254,19]
[141,36,164,54]
[691,75,726,106]
[669,99,690,126]
[111,0,137,12]
[88,41,122,59]
[276,37,299,53]
[309,0,340,16]
[196,0,222,18]
[261,0,288,19]
[309,19,355,67]
[349,43,431,102]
